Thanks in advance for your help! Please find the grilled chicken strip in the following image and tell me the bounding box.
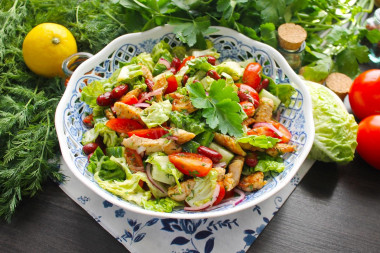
[122,135,181,155]
[214,133,246,156]
[238,171,266,192]
[171,128,196,144]
[168,179,196,202]
[152,73,168,102]
[254,97,274,122]
[224,156,245,191]
[113,102,145,126]
[266,143,296,157]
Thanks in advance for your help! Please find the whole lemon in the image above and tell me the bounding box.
[22,23,77,78]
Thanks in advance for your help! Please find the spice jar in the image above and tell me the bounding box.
[277,23,307,73]
[365,8,380,68]
[61,52,93,87]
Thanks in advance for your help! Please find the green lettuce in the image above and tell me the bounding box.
[140,100,172,128]
[187,57,213,73]
[186,169,218,207]
[303,79,358,163]
[264,75,296,107]
[80,79,106,107]
[215,61,244,81]
[237,135,280,149]
[146,152,184,188]
[151,40,172,62]
[117,64,143,83]
[143,197,183,212]
[169,111,205,135]
[81,122,121,147]
[126,52,154,72]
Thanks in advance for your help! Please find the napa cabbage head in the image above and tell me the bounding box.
[303,79,358,163]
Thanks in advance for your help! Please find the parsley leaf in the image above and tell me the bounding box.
[187,79,244,137]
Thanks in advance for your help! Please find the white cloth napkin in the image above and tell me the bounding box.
[59,157,315,253]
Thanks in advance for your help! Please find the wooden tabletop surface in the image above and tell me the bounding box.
[1,154,379,253]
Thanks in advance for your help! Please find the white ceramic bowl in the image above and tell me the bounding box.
[55,25,315,219]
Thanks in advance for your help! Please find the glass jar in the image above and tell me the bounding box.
[278,41,305,73]
[365,8,380,67]
[61,52,93,87]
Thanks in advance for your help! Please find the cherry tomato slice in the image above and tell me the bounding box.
[236,83,260,108]
[120,94,138,105]
[105,118,144,134]
[165,75,178,94]
[242,62,262,91]
[213,181,226,206]
[271,122,292,143]
[247,126,276,137]
[83,114,94,127]
[127,127,169,139]
[240,101,255,117]
[169,152,213,177]
[178,56,195,70]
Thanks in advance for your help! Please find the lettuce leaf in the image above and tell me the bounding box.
[81,122,121,147]
[140,100,172,128]
[185,169,218,207]
[264,75,296,107]
[237,135,280,149]
[143,197,183,212]
[80,79,106,107]
[303,79,358,163]
[169,111,205,135]
[146,152,184,187]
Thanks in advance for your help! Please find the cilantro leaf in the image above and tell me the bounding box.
[187,79,244,137]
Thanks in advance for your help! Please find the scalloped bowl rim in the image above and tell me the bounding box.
[55,25,315,219]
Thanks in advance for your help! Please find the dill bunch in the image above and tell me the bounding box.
[0,0,130,222]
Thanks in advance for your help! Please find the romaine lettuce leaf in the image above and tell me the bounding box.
[117,64,143,83]
[264,75,296,107]
[151,40,172,62]
[215,61,244,81]
[169,111,205,135]
[140,100,172,128]
[94,123,121,147]
[80,79,106,107]
[303,79,358,163]
[125,52,154,72]
[143,197,183,212]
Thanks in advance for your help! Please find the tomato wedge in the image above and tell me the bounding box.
[271,122,292,143]
[105,118,144,134]
[165,75,178,94]
[213,181,226,206]
[82,113,93,127]
[169,152,213,177]
[247,126,276,137]
[236,83,260,108]
[240,101,255,117]
[127,127,169,139]
[120,93,138,105]
[242,62,262,91]
[178,56,195,70]
[124,148,144,172]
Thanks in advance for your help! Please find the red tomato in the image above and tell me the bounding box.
[127,127,168,139]
[242,62,262,91]
[83,114,94,127]
[247,126,276,137]
[120,94,138,105]
[236,83,260,108]
[349,69,380,120]
[213,181,226,206]
[271,122,292,143]
[105,118,143,134]
[178,56,195,70]
[169,152,213,177]
[356,115,380,170]
[165,75,178,94]
[240,101,255,117]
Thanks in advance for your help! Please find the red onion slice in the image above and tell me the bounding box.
[146,164,166,194]
[233,188,246,206]
[165,136,178,141]
[253,122,283,137]
[137,88,164,103]
[133,103,151,108]
[213,162,227,168]
[184,183,220,211]
[158,58,171,69]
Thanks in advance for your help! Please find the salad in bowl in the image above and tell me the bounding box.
[55,25,314,218]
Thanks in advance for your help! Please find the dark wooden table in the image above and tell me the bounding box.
[1,154,380,253]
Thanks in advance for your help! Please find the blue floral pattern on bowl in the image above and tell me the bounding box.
[55,25,314,219]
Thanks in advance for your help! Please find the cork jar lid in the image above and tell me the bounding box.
[278,23,307,51]
[325,72,353,100]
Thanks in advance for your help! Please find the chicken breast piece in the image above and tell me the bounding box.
[224,156,245,191]
[140,64,153,81]
[122,135,181,155]
[168,179,195,202]
[266,143,296,157]
[238,171,266,192]
[254,97,274,122]
[171,128,196,144]
[170,93,197,113]
[152,73,168,102]
[214,133,246,156]
[113,102,145,126]
[213,167,226,182]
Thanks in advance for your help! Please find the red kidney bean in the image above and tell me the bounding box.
[110,85,129,100]
[83,143,99,155]
[171,57,181,70]
[96,92,113,106]
[245,153,258,168]
[207,70,221,80]
[260,78,269,91]
[145,78,154,91]
[197,146,223,163]
[206,56,216,65]
[182,74,189,86]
